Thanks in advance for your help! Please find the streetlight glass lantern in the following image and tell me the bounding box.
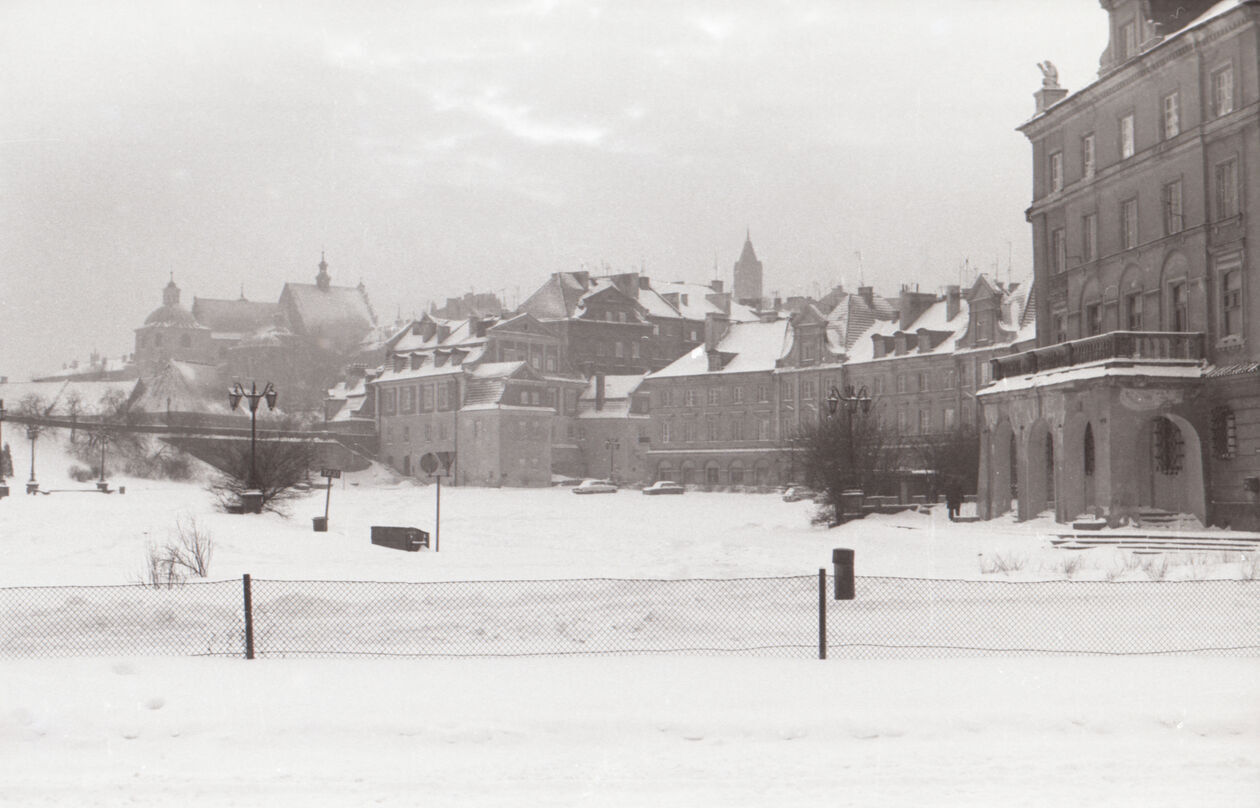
[264,385,278,410]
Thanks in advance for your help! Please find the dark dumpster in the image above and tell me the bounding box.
[370,526,430,552]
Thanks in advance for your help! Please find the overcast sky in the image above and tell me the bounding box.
[0,0,1105,380]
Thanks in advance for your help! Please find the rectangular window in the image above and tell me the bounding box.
[944,407,956,431]
[1121,198,1138,250]
[1215,158,1238,219]
[684,389,697,407]
[757,417,770,441]
[802,340,817,361]
[1085,303,1103,336]
[872,376,884,395]
[1162,92,1180,139]
[782,384,794,403]
[1082,133,1096,180]
[1222,270,1242,337]
[1120,114,1135,159]
[630,342,639,359]
[919,410,930,434]
[661,421,672,443]
[896,375,907,394]
[1212,65,1234,117]
[802,380,815,401]
[424,423,432,441]
[1170,282,1188,332]
[1082,213,1097,262]
[943,369,954,389]
[1049,151,1063,193]
[706,416,719,442]
[731,419,744,441]
[732,386,744,404]
[897,411,908,432]
[1051,227,1066,273]
[1163,180,1183,235]
[614,341,624,358]
[917,371,928,392]
[707,387,720,406]
[1124,292,1142,331]
[756,384,770,402]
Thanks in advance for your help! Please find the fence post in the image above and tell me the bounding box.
[832,548,855,600]
[818,568,827,660]
[243,573,255,660]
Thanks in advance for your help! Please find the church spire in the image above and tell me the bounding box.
[162,273,180,306]
[316,251,331,291]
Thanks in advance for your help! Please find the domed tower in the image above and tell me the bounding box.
[134,275,212,373]
[733,229,764,308]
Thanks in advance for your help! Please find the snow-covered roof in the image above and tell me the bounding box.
[977,362,1205,396]
[580,373,646,401]
[648,319,791,379]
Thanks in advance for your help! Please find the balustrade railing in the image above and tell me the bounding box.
[991,331,1204,381]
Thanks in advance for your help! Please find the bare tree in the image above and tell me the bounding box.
[788,403,904,525]
[912,425,981,496]
[207,437,318,513]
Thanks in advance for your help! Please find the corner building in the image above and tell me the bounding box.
[978,0,1260,528]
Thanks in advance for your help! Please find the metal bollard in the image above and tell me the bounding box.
[832,548,855,600]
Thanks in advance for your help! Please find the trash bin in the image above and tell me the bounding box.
[312,516,328,532]
[0,483,8,499]
[371,526,430,552]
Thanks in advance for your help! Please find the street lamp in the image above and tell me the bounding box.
[604,437,620,481]
[26,422,41,494]
[827,385,872,499]
[0,399,8,498]
[229,381,277,504]
[89,428,111,492]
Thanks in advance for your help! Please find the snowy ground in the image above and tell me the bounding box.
[1,435,1258,805]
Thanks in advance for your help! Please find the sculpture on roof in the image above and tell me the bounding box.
[1037,60,1060,89]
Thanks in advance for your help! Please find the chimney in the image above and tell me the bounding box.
[709,279,723,293]
[595,373,606,411]
[419,319,437,341]
[705,291,731,315]
[946,285,961,321]
[704,312,729,354]
[898,288,938,331]
[571,270,591,288]
[638,276,652,291]
[610,272,640,300]
[858,286,874,308]
[436,323,451,342]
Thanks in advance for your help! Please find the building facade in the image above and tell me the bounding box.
[978,0,1260,528]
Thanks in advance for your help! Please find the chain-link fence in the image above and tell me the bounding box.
[1,574,1257,659]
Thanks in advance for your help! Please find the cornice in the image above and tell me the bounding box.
[1018,7,1256,140]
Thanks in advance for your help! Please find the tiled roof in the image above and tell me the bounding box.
[193,297,284,336]
[281,283,376,352]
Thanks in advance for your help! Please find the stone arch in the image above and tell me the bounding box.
[754,458,772,486]
[1022,419,1057,519]
[656,460,676,483]
[703,460,721,485]
[680,460,698,485]
[1134,412,1206,522]
[728,459,745,485]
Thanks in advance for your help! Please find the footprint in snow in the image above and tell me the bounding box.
[144,698,165,711]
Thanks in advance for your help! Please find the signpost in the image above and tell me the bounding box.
[420,452,454,552]
[314,467,341,532]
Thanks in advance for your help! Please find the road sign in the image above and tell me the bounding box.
[437,451,454,472]
[320,468,342,479]
[419,453,439,475]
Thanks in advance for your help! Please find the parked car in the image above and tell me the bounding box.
[781,486,817,502]
[642,480,685,496]
[572,478,618,494]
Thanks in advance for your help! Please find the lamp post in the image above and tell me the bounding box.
[827,384,872,480]
[89,428,111,491]
[229,381,277,510]
[604,437,620,481]
[26,422,40,494]
[0,399,8,498]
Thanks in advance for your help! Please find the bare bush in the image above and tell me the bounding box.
[979,552,1026,576]
[1241,554,1259,581]
[1141,555,1170,581]
[207,437,318,514]
[1055,553,1085,579]
[138,518,214,587]
[68,464,97,483]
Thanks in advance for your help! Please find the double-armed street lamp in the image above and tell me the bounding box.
[229,381,277,498]
[827,384,872,469]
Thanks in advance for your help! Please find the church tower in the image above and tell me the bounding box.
[733,230,764,308]
[316,252,332,291]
